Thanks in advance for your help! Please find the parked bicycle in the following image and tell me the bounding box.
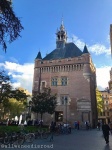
[35,129,49,139]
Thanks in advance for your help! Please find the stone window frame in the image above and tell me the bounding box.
[41,81,46,89]
[61,76,68,86]
[60,95,68,105]
[51,77,58,86]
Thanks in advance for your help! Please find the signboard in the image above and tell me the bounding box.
[77,99,91,111]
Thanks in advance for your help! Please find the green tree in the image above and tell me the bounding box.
[96,88,104,115]
[32,88,57,120]
[8,98,26,119]
[0,70,28,103]
[0,0,24,51]
[0,98,26,120]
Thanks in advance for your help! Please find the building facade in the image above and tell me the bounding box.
[108,68,112,122]
[98,68,112,124]
[99,91,110,123]
[32,22,97,127]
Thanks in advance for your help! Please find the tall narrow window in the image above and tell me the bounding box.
[61,77,67,86]
[60,95,68,105]
[51,77,57,86]
[61,96,64,105]
[41,81,46,89]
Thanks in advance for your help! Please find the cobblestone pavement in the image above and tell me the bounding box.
[1,129,112,150]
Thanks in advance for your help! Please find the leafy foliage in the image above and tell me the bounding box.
[0,70,28,119]
[32,88,57,119]
[8,98,26,118]
[0,0,24,51]
[0,98,26,119]
[96,88,104,114]
[0,70,28,104]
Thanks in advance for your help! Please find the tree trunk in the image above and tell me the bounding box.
[40,113,43,127]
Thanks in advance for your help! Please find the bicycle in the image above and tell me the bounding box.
[19,129,35,143]
[0,132,9,145]
[35,129,49,139]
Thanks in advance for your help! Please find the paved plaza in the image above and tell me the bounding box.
[1,129,112,150]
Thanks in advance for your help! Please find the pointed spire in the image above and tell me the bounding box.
[83,44,89,54]
[36,51,42,59]
[61,16,64,25]
[60,16,65,31]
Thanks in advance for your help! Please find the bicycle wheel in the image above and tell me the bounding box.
[17,135,25,145]
[35,132,41,139]
[42,132,49,139]
[4,136,9,145]
[25,133,35,143]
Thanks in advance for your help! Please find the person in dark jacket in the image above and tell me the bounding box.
[49,121,55,142]
[102,122,110,144]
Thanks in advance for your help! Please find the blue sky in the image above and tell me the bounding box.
[0,0,112,93]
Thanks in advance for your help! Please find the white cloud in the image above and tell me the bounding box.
[3,61,33,75]
[89,44,110,55]
[68,35,85,50]
[0,61,34,93]
[96,66,111,90]
[0,61,111,93]
[0,34,111,93]
[68,34,111,55]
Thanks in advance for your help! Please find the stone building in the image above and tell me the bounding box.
[99,90,110,123]
[98,68,112,124]
[108,68,112,122]
[32,22,97,127]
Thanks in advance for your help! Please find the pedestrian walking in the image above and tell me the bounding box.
[97,121,101,130]
[85,121,89,130]
[49,121,55,142]
[102,122,110,144]
[74,121,77,129]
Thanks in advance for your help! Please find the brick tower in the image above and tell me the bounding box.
[32,22,97,127]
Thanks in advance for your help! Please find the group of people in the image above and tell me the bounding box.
[5,118,44,127]
[27,119,43,126]
[49,121,71,142]
[74,121,91,130]
[5,118,112,144]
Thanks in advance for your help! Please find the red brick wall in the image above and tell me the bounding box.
[32,54,97,127]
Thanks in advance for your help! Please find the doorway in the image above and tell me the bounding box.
[55,111,63,122]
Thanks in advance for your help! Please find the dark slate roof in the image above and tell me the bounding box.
[43,42,83,60]
[83,45,89,54]
[36,51,42,59]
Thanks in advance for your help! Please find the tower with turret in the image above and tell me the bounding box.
[32,21,97,127]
